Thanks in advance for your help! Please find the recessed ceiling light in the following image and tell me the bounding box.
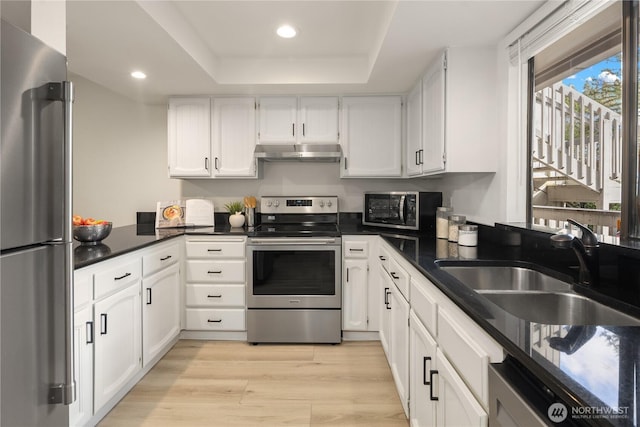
[131,71,147,79]
[276,25,297,39]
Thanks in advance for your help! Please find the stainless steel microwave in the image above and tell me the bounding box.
[363,191,442,230]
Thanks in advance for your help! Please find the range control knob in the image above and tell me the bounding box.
[274,200,280,207]
[319,200,325,207]
[266,200,273,207]
[326,200,333,207]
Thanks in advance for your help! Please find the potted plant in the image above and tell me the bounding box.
[225,201,245,228]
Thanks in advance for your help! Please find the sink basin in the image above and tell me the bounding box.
[482,292,640,326]
[438,265,572,293]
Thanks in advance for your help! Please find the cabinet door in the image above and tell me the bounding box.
[212,97,257,177]
[341,96,402,177]
[342,258,368,331]
[409,311,437,427]
[379,265,392,359]
[406,81,423,176]
[389,283,410,417]
[168,97,211,177]
[435,348,488,427]
[94,283,141,411]
[142,263,180,367]
[258,97,297,143]
[298,96,339,143]
[422,54,446,174]
[69,304,93,427]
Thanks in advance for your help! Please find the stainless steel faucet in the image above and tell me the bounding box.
[550,219,599,286]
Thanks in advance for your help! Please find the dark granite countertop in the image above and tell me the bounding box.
[75,221,639,426]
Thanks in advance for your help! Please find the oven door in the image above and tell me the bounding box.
[247,238,342,309]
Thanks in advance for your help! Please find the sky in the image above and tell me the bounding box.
[562,56,621,93]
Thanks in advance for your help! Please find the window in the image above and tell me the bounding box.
[527,2,632,238]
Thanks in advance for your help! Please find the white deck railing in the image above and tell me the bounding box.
[533,83,622,192]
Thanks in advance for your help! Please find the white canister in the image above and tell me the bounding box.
[458,224,478,247]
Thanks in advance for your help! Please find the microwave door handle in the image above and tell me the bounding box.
[399,195,406,224]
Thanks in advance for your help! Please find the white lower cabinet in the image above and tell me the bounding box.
[409,311,437,427]
[142,262,180,366]
[93,282,142,410]
[69,303,94,427]
[389,283,410,417]
[379,264,392,358]
[342,258,368,330]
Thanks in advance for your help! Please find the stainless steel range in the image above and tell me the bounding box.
[247,196,341,344]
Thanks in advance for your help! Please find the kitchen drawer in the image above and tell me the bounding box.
[186,239,245,259]
[186,260,245,283]
[94,257,142,300]
[185,308,246,331]
[143,241,180,276]
[344,240,369,258]
[185,284,245,307]
[437,307,497,407]
[74,268,93,308]
[410,276,438,337]
[389,257,409,300]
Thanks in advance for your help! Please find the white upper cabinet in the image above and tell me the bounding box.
[257,96,339,144]
[406,81,424,176]
[340,96,402,178]
[298,97,339,143]
[412,47,498,176]
[168,96,257,179]
[257,97,298,143]
[168,97,211,177]
[212,97,257,177]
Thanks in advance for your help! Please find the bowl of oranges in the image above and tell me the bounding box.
[73,215,112,244]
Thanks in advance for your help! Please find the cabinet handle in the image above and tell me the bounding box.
[100,313,108,335]
[207,270,222,274]
[346,268,349,283]
[86,321,94,344]
[415,150,420,166]
[429,370,439,400]
[344,157,348,170]
[384,288,391,309]
[419,149,424,165]
[302,123,305,137]
[207,248,222,252]
[146,288,152,305]
[292,123,295,137]
[160,255,172,261]
[379,256,386,261]
[207,319,222,323]
[214,157,220,171]
[423,356,432,385]
[207,294,222,298]
[204,157,209,170]
[390,272,399,280]
[114,272,131,281]
[349,248,364,252]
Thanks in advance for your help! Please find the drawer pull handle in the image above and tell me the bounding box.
[114,272,131,281]
[100,313,108,335]
[379,256,386,261]
[207,319,222,323]
[429,370,439,401]
[207,270,222,274]
[160,255,172,261]
[390,272,399,280]
[423,356,432,385]
[86,321,94,344]
[207,294,222,298]
[207,249,222,252]
[146,288,152,305]
[349,248,364,252]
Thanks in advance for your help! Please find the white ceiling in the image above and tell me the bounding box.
[66,0,545,105]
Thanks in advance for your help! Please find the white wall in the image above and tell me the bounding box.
[72,74,181,226]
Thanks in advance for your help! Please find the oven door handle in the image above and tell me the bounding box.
[249,238,337,245]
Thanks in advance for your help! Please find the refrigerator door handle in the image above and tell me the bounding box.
[46,81,76,406]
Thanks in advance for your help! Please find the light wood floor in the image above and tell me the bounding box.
[99,340,409,427]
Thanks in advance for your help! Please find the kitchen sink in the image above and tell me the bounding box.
[437,265,573,293]
[480,291,640,326]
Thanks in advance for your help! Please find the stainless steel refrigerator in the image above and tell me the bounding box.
[1,19,75,426]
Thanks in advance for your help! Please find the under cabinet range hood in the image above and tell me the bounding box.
[254,144,342,162]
